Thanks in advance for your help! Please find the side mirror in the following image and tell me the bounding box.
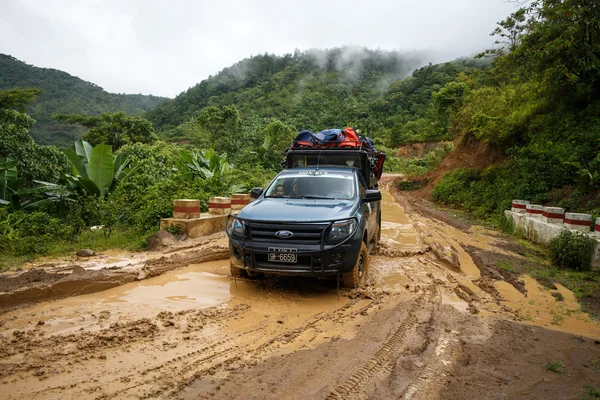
[250,187,264,199]
[364,189,381,202]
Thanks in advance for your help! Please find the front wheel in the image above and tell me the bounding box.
[342,242,368,288]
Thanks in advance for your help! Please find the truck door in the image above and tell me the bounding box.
[358,174,375,241]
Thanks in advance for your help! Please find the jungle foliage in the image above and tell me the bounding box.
[429,0,600,223]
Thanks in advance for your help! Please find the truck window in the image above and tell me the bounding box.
[265,173,355,199]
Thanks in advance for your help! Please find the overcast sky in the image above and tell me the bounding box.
[0,0,518,98]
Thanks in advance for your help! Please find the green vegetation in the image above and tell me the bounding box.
[385,143,453,175]
[549,230,596,272]
[147,48,487,148]
[0,54,168,147]
[545,361,565,374]
[428,0,600,222]
[582,386,600,400]
[0,88,273,270]
[2,0,599,273]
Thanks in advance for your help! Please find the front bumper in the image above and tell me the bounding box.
[229,241,359,277]
[226,215,363,278]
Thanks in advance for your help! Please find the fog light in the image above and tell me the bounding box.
[331,253,344,263]
[233,246,242,258]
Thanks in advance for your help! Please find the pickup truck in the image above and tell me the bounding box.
[227,166,381,287]
[226,129,384,288]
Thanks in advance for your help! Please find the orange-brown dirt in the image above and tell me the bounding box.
[409,136,507,199]
[1,175,599,399]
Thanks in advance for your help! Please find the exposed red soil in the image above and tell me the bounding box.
[412,136,507,199]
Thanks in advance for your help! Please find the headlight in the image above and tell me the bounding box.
[229,218,244,237]
[327,219,356,242]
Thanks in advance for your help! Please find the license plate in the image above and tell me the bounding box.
[268,248,297,263]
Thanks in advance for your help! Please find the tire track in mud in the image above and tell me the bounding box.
[86,294,383,399]
[399,332,462,400]
[326,287,437,400]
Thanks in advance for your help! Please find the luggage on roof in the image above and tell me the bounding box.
[292,127,374,149]
[287,127,385,186]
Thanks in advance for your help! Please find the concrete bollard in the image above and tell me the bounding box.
[511,200,530,214]
[525,204,544,220]
[173,199,201,219]
[231,193,251,211]
[564,212,591,232]
[595,217,600,239]
[542,207,565,224]
[208,197,231,215]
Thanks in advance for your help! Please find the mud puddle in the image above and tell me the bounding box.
[0,261,234,335]
[495,275,600,337]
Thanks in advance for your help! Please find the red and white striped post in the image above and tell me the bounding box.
[208,197,231,215]
[542,207,565,224]
[525,204,544,220]
[595,217,600,239]
[564,212,591,233]
[511,200,530,214]
[173,199,201,219]
[231,193,251,212]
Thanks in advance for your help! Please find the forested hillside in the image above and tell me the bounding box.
[415,0,600,224]
[1,0,598,270]
[147,48,488,145]
[0,54,168,147]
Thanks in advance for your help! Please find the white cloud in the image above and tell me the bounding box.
[0,0,518,97]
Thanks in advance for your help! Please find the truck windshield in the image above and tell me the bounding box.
[265,173,355,199]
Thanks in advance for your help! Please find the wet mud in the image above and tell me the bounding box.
[1,174,600,399]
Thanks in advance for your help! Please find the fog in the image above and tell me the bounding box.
[0,0,519,97]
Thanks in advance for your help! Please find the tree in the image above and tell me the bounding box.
[192,105,243,155]
[253,120,296,170]
[478,8,529,58]
[515,0,600,101]
[0,88,42,111]
[54,111,157,150]
[0,89,68,183]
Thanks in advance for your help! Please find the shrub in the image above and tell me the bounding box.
[0,211,75,256]
[549,230,596,271]
[432,168,480,206]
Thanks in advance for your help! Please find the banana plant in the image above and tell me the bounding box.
[64,139,139,197]
[0,157,19,206]
[0,158,70,212]
[179,148,231,180]
[178,148,244,193]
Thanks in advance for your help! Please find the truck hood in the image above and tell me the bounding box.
[237,198,357,222]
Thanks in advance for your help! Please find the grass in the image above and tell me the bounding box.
[581,386,600,400]
[497,260,515,273]
[0,229,153,272]
[550,309,565,325]
[545,361,565,373]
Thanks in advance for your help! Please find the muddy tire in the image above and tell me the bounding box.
[342,242,368,288]
[377,212,381,242]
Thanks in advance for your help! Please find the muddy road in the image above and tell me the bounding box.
[1,178,600,399]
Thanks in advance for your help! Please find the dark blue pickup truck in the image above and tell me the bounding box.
[227,140,384,288]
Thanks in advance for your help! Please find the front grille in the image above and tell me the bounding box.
[246,221,330,245]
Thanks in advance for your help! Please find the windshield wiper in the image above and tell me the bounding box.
[298,195,330,199]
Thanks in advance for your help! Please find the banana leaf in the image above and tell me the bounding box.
[89,144,114,197]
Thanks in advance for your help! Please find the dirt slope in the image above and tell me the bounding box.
[413,136,506,199]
